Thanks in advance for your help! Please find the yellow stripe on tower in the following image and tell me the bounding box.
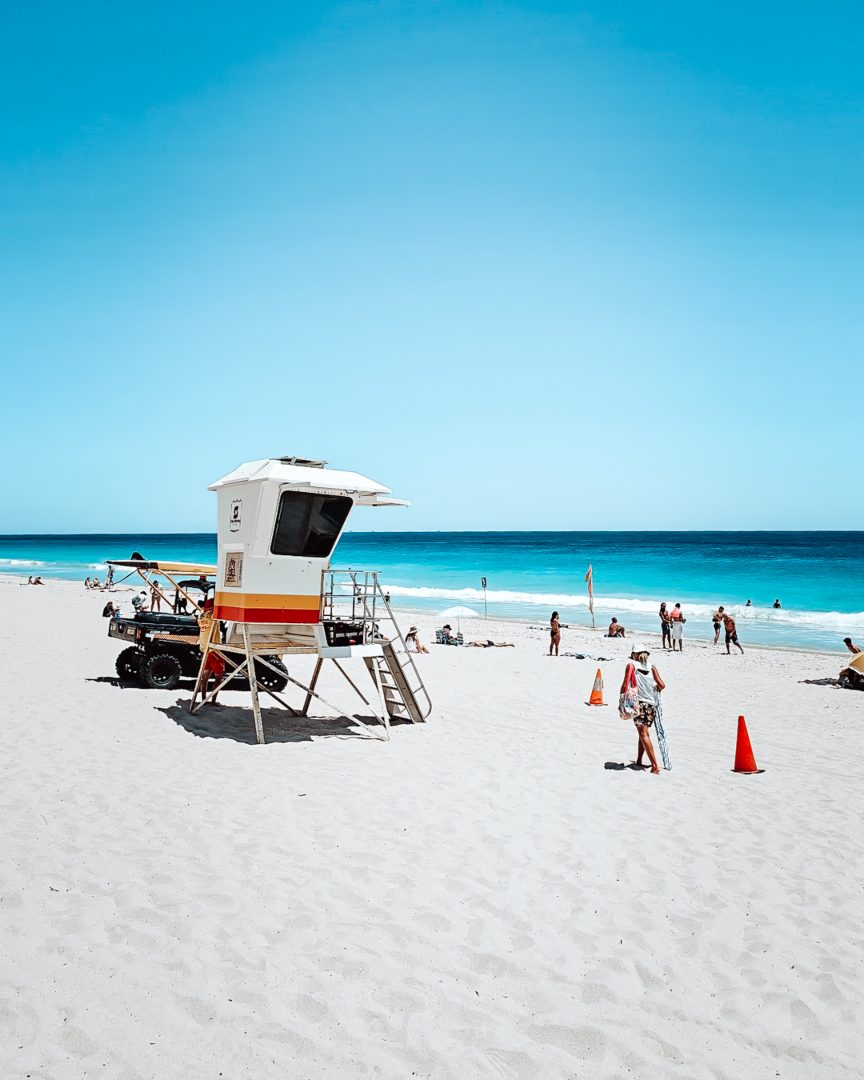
[214,592,320,611]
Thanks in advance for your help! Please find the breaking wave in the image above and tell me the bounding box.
[384,584,864,630]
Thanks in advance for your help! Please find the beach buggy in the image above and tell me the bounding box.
[106,558,288,692]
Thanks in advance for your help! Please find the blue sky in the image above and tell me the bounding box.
[2,1,861,531]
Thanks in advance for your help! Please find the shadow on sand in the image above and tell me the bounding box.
[156,698,390,745]
[604,761,650,771]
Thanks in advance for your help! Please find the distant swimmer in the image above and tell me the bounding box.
[723,612,744,655]
[773,599,782,609]
[843,637,861,655]
[712,606,724,645]
[745,599,752,607]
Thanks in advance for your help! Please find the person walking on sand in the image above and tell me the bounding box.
[723,612,744,655]
[549,611,561,656]
[621,645,665,774]
[669,603,685,652]
[712,605,725,646]
[659,602,672,650]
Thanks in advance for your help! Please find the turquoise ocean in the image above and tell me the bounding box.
[2,531,862,652]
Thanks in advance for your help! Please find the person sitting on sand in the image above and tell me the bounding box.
[620,645,665,774]
[84,577,91,589]
[31,576,43,585]
[712,606,724,646]
[102,601,119,617]
[842,637,861,655]
[723,612,744,655]
[607,617,625,638]
[405,626,429,653]
[549,611,561,656]
[441,623,460,645]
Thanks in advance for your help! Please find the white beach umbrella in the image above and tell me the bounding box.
[438,605,482,632]
[438,606,482,620]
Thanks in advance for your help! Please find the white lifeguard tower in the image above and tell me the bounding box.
[189,455,431,743]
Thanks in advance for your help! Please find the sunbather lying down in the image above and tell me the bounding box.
[467,639,515,648]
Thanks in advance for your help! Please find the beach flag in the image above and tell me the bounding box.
[585,564,595,628]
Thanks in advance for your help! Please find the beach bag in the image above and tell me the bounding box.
[618,663,639,720]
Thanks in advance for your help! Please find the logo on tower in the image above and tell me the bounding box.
[229,499,242,532]
[224,552,243,588]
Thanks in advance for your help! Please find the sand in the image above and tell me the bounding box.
[1,576,862,1079]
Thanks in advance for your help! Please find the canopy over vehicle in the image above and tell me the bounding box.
[107,559,217,575]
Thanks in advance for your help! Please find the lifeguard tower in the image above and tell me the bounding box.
[189,456,431,743]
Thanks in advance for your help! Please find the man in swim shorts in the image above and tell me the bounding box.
[712,606,724,645]
[723,613,744,655]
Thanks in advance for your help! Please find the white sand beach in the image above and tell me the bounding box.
[1,576,862,1079]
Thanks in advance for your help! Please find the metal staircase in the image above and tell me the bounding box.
[324,569,432,724]
[365,641,431,724]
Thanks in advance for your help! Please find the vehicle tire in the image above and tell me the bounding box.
[140,652,183,690]
[179,647,203,678]
[255,657,288,693]
[116,647,141,682]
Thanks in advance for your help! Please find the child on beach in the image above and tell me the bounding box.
[620,645,666,774]
[549,611,561,656]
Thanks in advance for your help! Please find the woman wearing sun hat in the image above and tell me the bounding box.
[405,625,429,653]
[620,644,666,774]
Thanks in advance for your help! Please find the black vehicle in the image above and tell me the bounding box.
[109,611,288,693]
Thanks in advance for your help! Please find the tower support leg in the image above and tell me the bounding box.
[301,657,324,716]
[242,624,266,745]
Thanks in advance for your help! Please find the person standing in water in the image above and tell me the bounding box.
[659,602,672,650]
[712,605,725,645]
[669,603,685,652]
[549,611,561,656]
[773,599,782,609]
[621,645,665,774]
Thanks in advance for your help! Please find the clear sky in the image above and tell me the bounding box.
[2,1,862,532]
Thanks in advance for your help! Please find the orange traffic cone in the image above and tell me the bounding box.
[733,715,765,774]
[586,668,606,706]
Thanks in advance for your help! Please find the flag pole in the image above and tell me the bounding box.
[585,564,595,629]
